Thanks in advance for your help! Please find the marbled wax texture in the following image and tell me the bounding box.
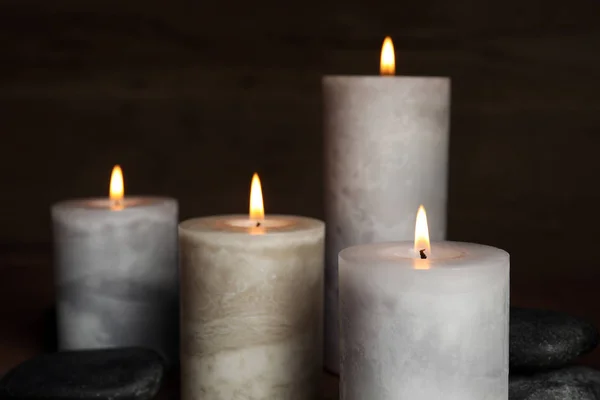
[323,76,450,373]
[179,215,324,400]
[339,242,509,400]
[52,197,179,364]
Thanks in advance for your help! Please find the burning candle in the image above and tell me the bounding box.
[52,165,179,364]
[339,206,509,400]
[179,173,325,400]
[323,36,451,373]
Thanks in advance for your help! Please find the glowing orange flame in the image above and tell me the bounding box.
[249,173,264,221]
[109,165,124,211]
[414,205,431,263]
[380,36,395,76]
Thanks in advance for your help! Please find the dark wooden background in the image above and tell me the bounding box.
[1,0,600,382]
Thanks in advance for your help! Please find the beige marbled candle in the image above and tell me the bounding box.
[179,215,325,400]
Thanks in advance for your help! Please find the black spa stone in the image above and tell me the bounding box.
[0,347,164,400]
[510,307,599,371]
[510,366,600,400]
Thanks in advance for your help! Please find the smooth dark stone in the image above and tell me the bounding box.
[511,307,599,371]
[510,366,600,400]
[0,347,164,400]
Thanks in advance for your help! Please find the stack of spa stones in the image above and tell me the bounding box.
[510,307,600,400]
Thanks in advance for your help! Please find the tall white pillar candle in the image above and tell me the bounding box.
[323,37,451,372]
[52,166,178,364]
[179,175,325,400]
[339,241,509,400]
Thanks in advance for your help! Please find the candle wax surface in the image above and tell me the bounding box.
[179,214,325,400]
[180,214,322,234]
[52,196,179,364]
[338,240,509,400]
[340,241,508,269]
[322,74,450,374]
[56,197,169,210]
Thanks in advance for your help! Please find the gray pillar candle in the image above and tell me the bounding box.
[339,240,509,400]
[51,166,178,365]
[323,37,451,373]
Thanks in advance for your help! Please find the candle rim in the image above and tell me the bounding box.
[322,75,450,82]
[179,214,324,235]
[52,196,176,211]
[339,241,509,270]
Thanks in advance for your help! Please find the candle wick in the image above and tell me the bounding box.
[419,249,427,259]
[111,198,124,211]
[256,221,261,227]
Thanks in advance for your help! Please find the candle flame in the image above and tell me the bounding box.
[380,36,395,76]
[414,205,431,258]
[249,173,265,221]
[109,165,124,211]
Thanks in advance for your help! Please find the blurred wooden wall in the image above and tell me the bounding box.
[1,0,600,284]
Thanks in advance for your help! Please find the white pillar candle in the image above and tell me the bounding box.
[339,207,509,400]
[52,166,179,364]
[323,36,451,373]
[179,174,325,400]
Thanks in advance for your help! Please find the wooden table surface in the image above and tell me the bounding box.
[1,245,599,399]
